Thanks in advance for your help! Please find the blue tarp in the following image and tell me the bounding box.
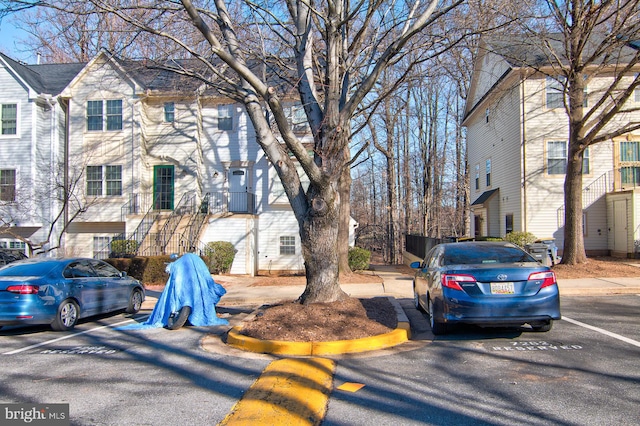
[122,253,228,329]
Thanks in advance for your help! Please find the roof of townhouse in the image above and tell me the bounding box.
[113,54,299,96]
[480,33,640,69]
[1,49,302,99]
[0,51,85,95]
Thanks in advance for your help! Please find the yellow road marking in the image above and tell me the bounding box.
[219,357,336,426]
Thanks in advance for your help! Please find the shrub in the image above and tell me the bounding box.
[504,231,537,248]
[105,256,156,283]
[141,255,173,285]
[110,239,139,258]
[348,246,371,271]
[202,241,237,274]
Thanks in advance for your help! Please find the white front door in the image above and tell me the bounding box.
[229,168,247,212]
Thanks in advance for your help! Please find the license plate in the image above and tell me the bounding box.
[491,282,515,294]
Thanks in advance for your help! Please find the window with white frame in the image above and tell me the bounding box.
[164,102,175,123]
[269,162,310,204]
[475,164,480,190]
[106,100,122,130]
[546,76,565,109]
[0,169,16,202]
[485,159,491,187]
[86,165,122,196]
[279,236,296,255]
[1,103,17,135]
[547,141,567,174]
[547,141,590,175]
[86,100,123,131]
[288,104,309,132]
[546,75,588,109]
[93,236,111,259]
[9,241,25,250]
[217,104,233,130]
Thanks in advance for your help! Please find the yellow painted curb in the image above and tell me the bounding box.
[226,322,411,356]
[218,357,335,426]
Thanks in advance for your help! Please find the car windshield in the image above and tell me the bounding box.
[443,244,535,265]
[0,262,59,277]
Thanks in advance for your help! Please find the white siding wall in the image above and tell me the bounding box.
[467,78,523,237]
[523,76,616,252]
[257,210,305,273]
[66,59,136,223]
[0,64,32,223]
[0,62,67,255]
[470,51,512,110]
[140,98,199,200]
[200,215,255,275]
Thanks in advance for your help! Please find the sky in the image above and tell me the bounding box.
[0,16,35,63]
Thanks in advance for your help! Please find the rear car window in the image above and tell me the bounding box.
[443,244,535,265]
[0,262,58,277]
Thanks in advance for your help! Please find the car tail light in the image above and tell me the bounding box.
[6,285,39,294]
[442,274,475,291]
[528,271,557,288]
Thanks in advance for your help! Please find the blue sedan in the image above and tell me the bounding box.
[0,258,145,331]
[411,241,561,335]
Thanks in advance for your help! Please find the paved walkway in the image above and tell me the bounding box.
[216,266,640,305]
[142,266,640,310]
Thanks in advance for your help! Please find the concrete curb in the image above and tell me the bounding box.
[225,297,411,356]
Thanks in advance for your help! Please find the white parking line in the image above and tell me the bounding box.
[563,316,640,348]
[2,315,148,355]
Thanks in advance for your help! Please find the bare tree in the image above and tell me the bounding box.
[1,0,466,303]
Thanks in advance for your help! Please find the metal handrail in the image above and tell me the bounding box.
[157,191,196,252]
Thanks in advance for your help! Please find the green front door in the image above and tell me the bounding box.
[154,165,174,210]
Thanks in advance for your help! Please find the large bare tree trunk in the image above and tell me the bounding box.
[562,67,588,264]
[298,183,349,303]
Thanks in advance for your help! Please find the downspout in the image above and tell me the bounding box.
[521,73,527,233]
[60,98,70,254]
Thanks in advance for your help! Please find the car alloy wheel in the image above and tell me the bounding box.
[51,299,79,331]
[126,289,144,314]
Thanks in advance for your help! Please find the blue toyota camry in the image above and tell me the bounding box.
[0,258,145,331]
[411,241,561,335]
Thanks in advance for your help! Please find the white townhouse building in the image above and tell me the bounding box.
[0,53,84,254]
[1,50,354,274]
[463,35,640,258]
